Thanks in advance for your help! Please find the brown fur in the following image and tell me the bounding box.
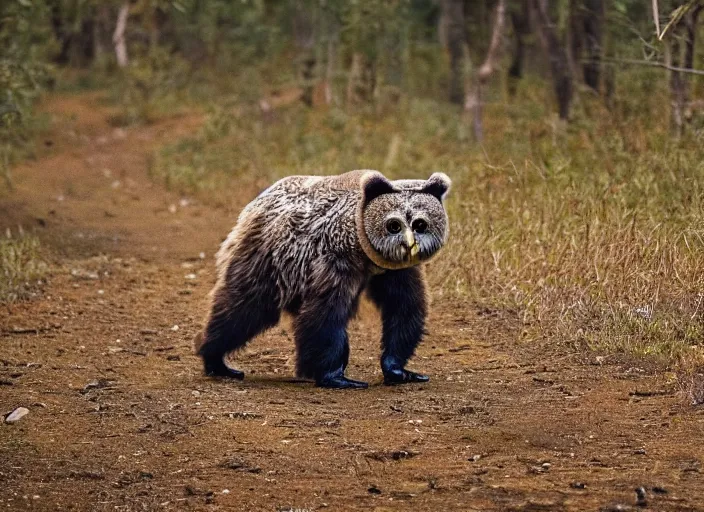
[195,170,450,385]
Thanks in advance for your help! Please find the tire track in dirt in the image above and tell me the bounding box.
[1,93,703,511]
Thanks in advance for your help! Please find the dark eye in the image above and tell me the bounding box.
[386,219,403,235]
[412,219,428,234]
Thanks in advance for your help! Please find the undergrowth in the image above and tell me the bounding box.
[0,230,47,304]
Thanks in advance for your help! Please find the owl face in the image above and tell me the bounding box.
[357,172,451,270]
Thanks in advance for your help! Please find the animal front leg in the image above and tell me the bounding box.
[368,267,430,385]
[294,301,368,389]
[293,276,368,389]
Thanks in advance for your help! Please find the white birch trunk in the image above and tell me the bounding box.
[113,3,130,68]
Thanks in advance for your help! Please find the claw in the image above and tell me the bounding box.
[204,358,245,380]
[383,367,429,385]
[316,368,368,389]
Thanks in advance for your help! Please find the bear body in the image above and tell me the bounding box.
[196,170,451,388]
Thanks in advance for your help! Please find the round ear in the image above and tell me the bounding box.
[422,172,451,201]
[360,171,397,206]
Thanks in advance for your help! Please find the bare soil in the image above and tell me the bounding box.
[1,93,703,512]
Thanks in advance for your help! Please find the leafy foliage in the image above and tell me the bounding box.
[0,0,55,188]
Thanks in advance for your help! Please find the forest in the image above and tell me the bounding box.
[1,2,704,509]
[4,0,702,368]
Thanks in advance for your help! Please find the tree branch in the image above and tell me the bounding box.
[599,57,704,76]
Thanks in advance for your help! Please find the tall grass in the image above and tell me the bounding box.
[0,231,47,304]
[148,69,704,371]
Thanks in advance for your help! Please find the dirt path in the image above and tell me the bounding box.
[1,93,703,512]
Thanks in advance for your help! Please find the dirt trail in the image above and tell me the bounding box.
[1,93,703,512]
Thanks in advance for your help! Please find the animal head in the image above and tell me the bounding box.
[356,170,451,270]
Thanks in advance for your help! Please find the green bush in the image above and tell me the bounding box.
[0,0,55,189]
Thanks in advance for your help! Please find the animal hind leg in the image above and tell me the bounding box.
[197,270,281,379]
[367,267,429,385]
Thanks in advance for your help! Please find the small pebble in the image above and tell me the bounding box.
[5,407,30,424]
[635,486,648,507]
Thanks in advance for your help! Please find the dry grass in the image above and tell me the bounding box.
[678,368,704,406]
[147,70,704,373]
[0,230,48,304]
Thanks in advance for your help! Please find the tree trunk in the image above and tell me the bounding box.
[113,2,130,68]
[50,3,72,65]
[530,0,573,120]
[442,0,467,105]
[568,0,583,82]
[683,7,700,71]
[93,8,104,61]
[569,0,603,91]
[51,4,95,67]
[582,0,603,91]
[93,5,113,64]
[347,52,363,105]
[668,38,685,135]
[150,6,167,52]
[508,0,530,96]
[669,5,702,135]
[293,1,316,106]
[466,0,507,141]
[324,37,335,106]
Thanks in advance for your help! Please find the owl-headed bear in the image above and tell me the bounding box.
[195,170,451,389]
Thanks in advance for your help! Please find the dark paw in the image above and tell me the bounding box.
[204,358,244,380]
[383,367,429,385]
[316,370,368,389]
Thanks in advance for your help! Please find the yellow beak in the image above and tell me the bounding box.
[405,230,420,258]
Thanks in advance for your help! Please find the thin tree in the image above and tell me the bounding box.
[113,2,130,68]
[465,0,507,141]
[441,0,468,105]
[508,0,531,96]
[666,3,702,135]
[293,0,316,106]
[582,0,604,90]
[530,0,573,120]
